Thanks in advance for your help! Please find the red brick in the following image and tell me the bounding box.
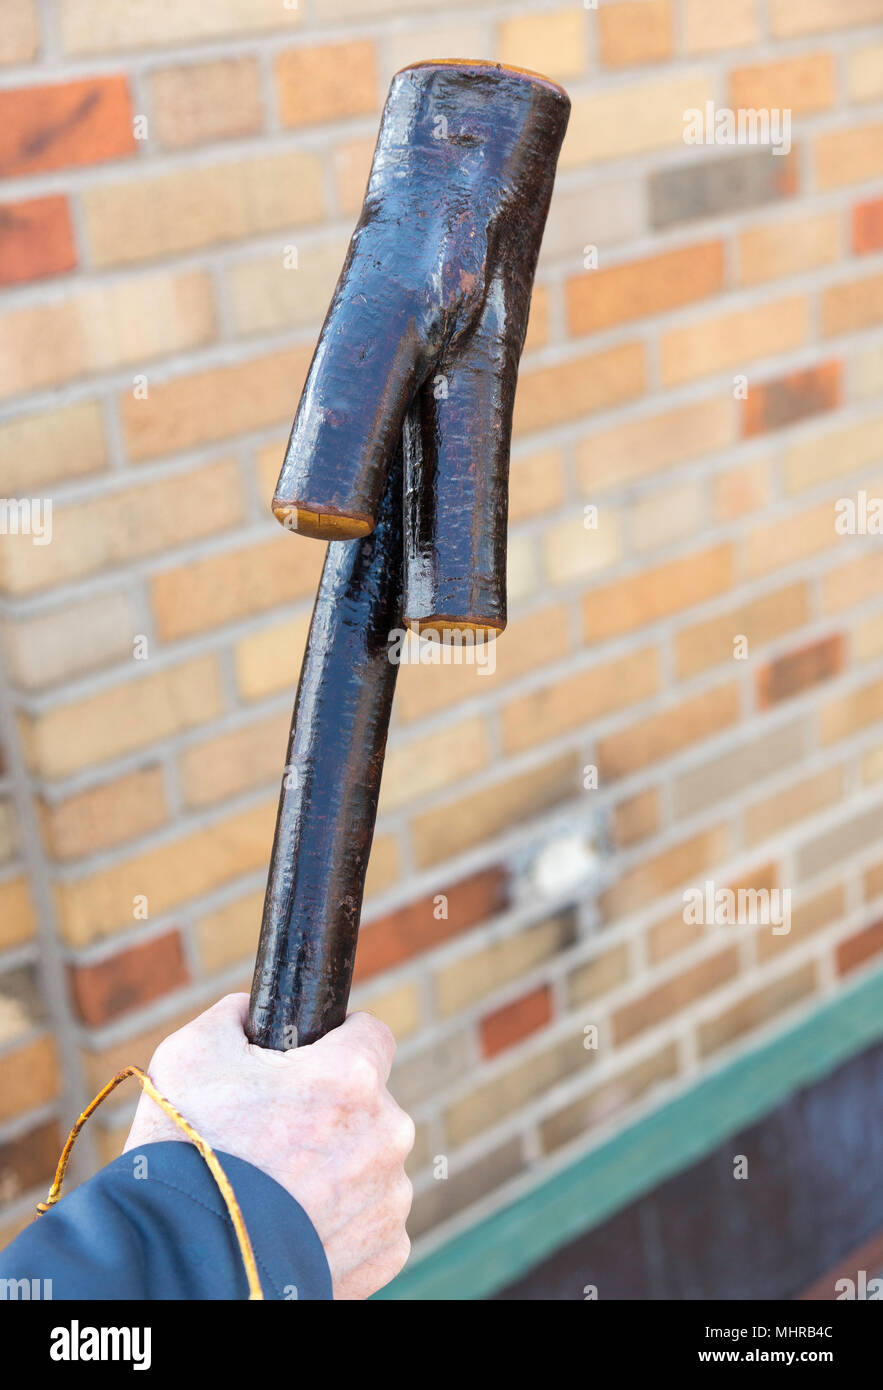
[480,985,553,1059]
[836,918,883,976]
[353,867,509,983]
[0,196,76,286]
[853,196,883,255]
[756,634,844,709]
[68,930,189,1026]
[0,1119,62,1205]
[742,361,841,437]
[0,77,134,177]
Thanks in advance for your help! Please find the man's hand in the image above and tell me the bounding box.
[124,993,414,1300]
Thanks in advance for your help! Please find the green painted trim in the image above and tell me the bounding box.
[379,967,883,1300]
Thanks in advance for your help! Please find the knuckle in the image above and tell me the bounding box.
[347,1052,381,1097]
[389,1233,411,1277]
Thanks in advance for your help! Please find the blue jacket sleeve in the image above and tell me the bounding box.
[0,1141,332,1301]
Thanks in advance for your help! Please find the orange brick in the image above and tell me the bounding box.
[149,58,264,149]
[39,768,168,862]
[819,677,883,745]
[713,457,771,521]
[684,0,757,52]
[578,396,734,494]
[480,985,553,1059]
[178,711,289,810]
[743,362,840,436]
[598,0,673,68]
[756,634,844,709]
[697,963,817,1057]
[598,682,741,779]
[676,583,809,678]
[661,296,808,386]
[514,342,645,435]
[277,42,378,126]
[0,877,37,952]
[501,647,660,755]
[823,553,883,614]
[613,788,662,847]
[0,76,133,176]
[738,210,840,286]
[730,54,836,115]
[567,241,723,336]
[0,196,75,286]
[743,501,839,578]
[784,414,883,493]
[614,948,740,1044]
[583,545,733,643]
[770,0,883,38]
[837,919,883,975]
[0,1036,60,1125]
[849,42,883,103]
[0,1,39,64]
[815,123,883,190]
[822,271,883,337]
[69,930,189,1026]
[509,448,567,523]
[757,883,845,961]
[498,9,585,78]
[853,196,883,254]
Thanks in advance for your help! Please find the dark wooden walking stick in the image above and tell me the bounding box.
[247,62,570,1050]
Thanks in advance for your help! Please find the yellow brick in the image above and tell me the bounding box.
[0,272,215,402]
[854,344,883,400]
[856,611,883,662]
[583,545,733,643]
[823,553,883,614]
[277,42,378,126]
[229,239,348,337]
[676,583,809,678]
[684,0,757,52]
[234,612,312,703]
[0,877,37,951]
[1,591,138,692]
[601,825,731,921]
[40,768,168,862]
[56,799,276,946]
[757,884,845,961]
[567,240,724,336]
[738,211,840,287]
[0,402,106,495]
[522,286,550,353]
[862,741,883,785]
[770,0,883,38]
[543,509,623,587]
[0,457,243,596]
[745,767,844,846]
[151,534,324,643]
[567,942,631,1007]
[744,501,839,578]
[501,648,660,755]
[579,396,733,495]
[630,481,705,553]
[599,683,741,779]
[178,711,290,810]
[379,719,490,814]
[120,345,312,463]
[507,532,539,603]
[364,835,400,900]
[196,889,264,975]
[515,342,645,435]
[58,0,303,52]
[149,58,264,148]
[820,678,883,746]
[509,448,567,523]
[498,9,586,79]
[435,913,574,1018]
[697,963,817,1057]
[713,457,772,522]
[661,297,808,387]
[412,754,578,868]
[784,413,883,492]
[561,72,713,168]
[0,1036,61,1124]
[22,656,224,780]
[333,136,375,217]
[82,153,323,268]
[822,272,883,337]
[0,0,38,63]
[598,0,673,69]
[849,42,883,102]
[613,788,661,847]
[445,1025,588,1145]
[730,54,836,115]
[356,982,420,1040]
[540,1043,679,1151]
[815,123,883,190]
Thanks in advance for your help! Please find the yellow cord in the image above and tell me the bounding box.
[36,1065,263,1301]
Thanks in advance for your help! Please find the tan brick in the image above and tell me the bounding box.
[502,647,660,756]
[514,342,645,436]
[56,799,276,946]
[120,345,312,463]
[0,1,39,63]
[0,1036,60,1124]
[583,544,733,643]
[509,448,567,523]
[178,711,290,810]
[578,396,733,494]
[613,948,740,1045]
[0,877,36,951]
[730,54,836,115]
[58,0,302,52]
[435,910,575,1019]
[412,754,578,869]
[854,344,883,399]
[822,272,883,337]
[543,508,623,587]
[0,401,105,496]
[784,414,883,493]
[234,612,312,703]
[567,942,631,1008]
[561,72,713,168]
[675,720,806,818]
[0,457,243,596]
[445,1025,588,1145]
[151,534,324,643]
[676,583,809,679]
[82,153,323,268]
[356,981,420,1041]
[498,9,586,78]
[856,612,883,662]
[541,180,642,263]
[738,211,840,286]
[522,286,550,354]
[277,42,378,127]
[395,603,571,725]
[0,802,17,866]
[379,719,489,814]
[601,825,731,922]
[823,553,883,614]
[684,0,757,52]
[507,532,539,603]
[630,481,706,553]
[333,136,375,217]
[697,963,817,1057]
[22,656,224,780]
[757,883,845,961]
[866,854,883,897]
[600,683,740,781]
[815,123,883,190]
[796,801,883,881]
[196,889,263,975]
[363,835,400,900]
[383,26,490,84]
[598,0,673,68]
[0,272,215,402]
[661,297,808,387]
[149,58,263,149]
[849,42,883,102]
[229,238,348,338]
[40,768,168,862]
[769,0,883,38]
[567,240,723,337]
[713,457,772,521]
[408,1138,524,1238]
[613,788,662,848]
[820,678,883,746]
[743,501,839,579]
[0,591,138,691]
[541,1043,679,1152]
[646,862,778,963]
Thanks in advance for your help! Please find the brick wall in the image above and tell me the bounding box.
[0,0,882,1265]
